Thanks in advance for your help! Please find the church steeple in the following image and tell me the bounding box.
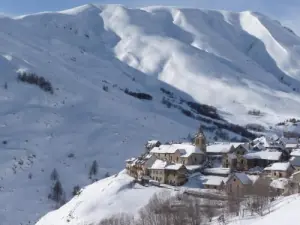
[194,125,206,152]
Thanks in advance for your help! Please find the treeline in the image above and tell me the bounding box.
[124,88,153,100]
[17,72,54,94]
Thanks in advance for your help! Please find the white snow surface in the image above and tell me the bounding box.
[36,171,165,225]
[203,167,231,175]
[199,175,228,186]
[0,3,300,224]
[207,142,244,154]
[264,162,291,171]
[270,178,289,190]
[150,159,167,169]
[244,150,282,160]
[37,171,300,225]
[291,149,300,156]
[150,143,203,156]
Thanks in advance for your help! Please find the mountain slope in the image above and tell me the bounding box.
[0,4,299,225]
[35,171,300,225]
[36,171,164,225]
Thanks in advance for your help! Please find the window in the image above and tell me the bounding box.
[279,173,282,178]
[177,157,179,162]
[194,157,197,162]
[233,178,236,182]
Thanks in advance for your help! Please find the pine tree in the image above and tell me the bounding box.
[52,180,63,202]
[89,160,98,178]
[50,168,59,181]
[72,185,81,196]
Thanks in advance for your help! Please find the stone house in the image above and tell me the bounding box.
[207,142,248,157]
[263,162,294,178]
[291,171,300,184]
[222,153,237,169]
[285,144,299,153]
[150,129,207,166]
[289,171,300,194]
[237,150,283,171]
[201,175,227,190]
[290,156,300,172]
[125,154,157,179]
[145,140,161,152]
[148,159,188,186]
[225,173,258,196]
[270,178,292,195]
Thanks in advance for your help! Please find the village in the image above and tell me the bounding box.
[125,127,300,196]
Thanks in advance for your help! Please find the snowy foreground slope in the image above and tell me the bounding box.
[36,171,300,225]
[0,3,299,224]
[36,171,166,225]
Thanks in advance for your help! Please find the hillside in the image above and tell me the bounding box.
[0,3,298,224]
[35,171,300,225]
[35,171,165,225]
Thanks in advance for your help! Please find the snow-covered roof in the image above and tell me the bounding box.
[231,173,253,185]
[252,136,284,150]
[264,162,292,171]
[247,174,260,184]
[280,137,299,145]
[165,164,184,170]
[203,167,231,175]
[207,142,244,154]
[291,149,300,157]
[285,143,298,149]
[147,140,160,145]
[150,143,203,157]
[128,154,154,166]
[290,156,300,167]
[149,159,184,171]
[244,151,282,161]
[125,157,136,163]
[185,165,202,171]
[270,178,289,190]
[150,159,167,169]
[200,175,228,186]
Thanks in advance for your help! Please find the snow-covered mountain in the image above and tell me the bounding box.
[0,3,299,224]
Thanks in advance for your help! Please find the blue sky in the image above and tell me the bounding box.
[0,0,299,33]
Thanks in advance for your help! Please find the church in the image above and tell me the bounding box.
[149,126,207,165]
[125,126,208,186]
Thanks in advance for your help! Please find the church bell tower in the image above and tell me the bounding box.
[194,126,207,152]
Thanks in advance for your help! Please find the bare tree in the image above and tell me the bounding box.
[98,213,135,225]
[202,199,216,222]
[227,192,242,217]
[244,178,273,216]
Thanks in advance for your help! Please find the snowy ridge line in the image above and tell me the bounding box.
[0,3,299,225]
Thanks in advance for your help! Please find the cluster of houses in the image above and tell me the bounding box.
[125,127,300,196]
